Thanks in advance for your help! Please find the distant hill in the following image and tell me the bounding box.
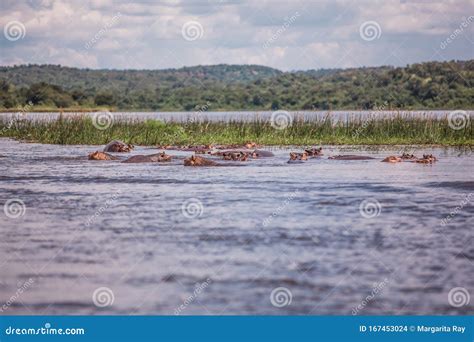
[0,64,282,91]
[0,60,472,111]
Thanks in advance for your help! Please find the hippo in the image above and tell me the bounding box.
[400,153,417,160]
[88,151,118,160]
[382,156,402,163]
[122,152,172,163]
[184,155,218,166]
[328,155,375,160]
[288,152,308,163]
[222,151,249,161]
[305,147,323,157]
[244,142,258,149]
[103,140,134,153]
[415,154,438,163]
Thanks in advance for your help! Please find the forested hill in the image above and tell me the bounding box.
[0,60,472,111]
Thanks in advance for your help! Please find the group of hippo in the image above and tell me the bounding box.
[87,140,438,166]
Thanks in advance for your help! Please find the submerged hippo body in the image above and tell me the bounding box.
[288,152,308,163]
[305,147,323,157]
[184,155,218,166]
[328,155,375,160]
[103,140,134,153]
[88,151,118,160]
[400,153,417,160]
[382,156,402,163]
[253,150,274,157]
[122,152,172,163]
[415,154,438,164]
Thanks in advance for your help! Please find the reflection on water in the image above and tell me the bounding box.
[0,138,472,315]
[1,110,473,123]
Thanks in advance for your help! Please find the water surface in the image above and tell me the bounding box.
[0,139,472,315]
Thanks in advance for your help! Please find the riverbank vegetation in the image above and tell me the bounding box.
[1,60,473,111]
[1,115,471,146]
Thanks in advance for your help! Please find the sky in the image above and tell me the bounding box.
[0,0,472,71]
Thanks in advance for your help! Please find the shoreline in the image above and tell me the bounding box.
[1,137,472,148]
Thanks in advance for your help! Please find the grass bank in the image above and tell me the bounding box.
[0,115,472,146]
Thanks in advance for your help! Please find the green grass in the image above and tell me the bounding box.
[0,114,472,146]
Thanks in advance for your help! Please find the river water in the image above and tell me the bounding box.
[0,138,472,315]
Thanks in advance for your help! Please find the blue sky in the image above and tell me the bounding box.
[0,0,472,70]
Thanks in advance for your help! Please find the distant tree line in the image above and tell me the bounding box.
[0,60,472,111]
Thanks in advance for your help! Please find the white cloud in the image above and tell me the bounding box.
[0,0,472,70]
